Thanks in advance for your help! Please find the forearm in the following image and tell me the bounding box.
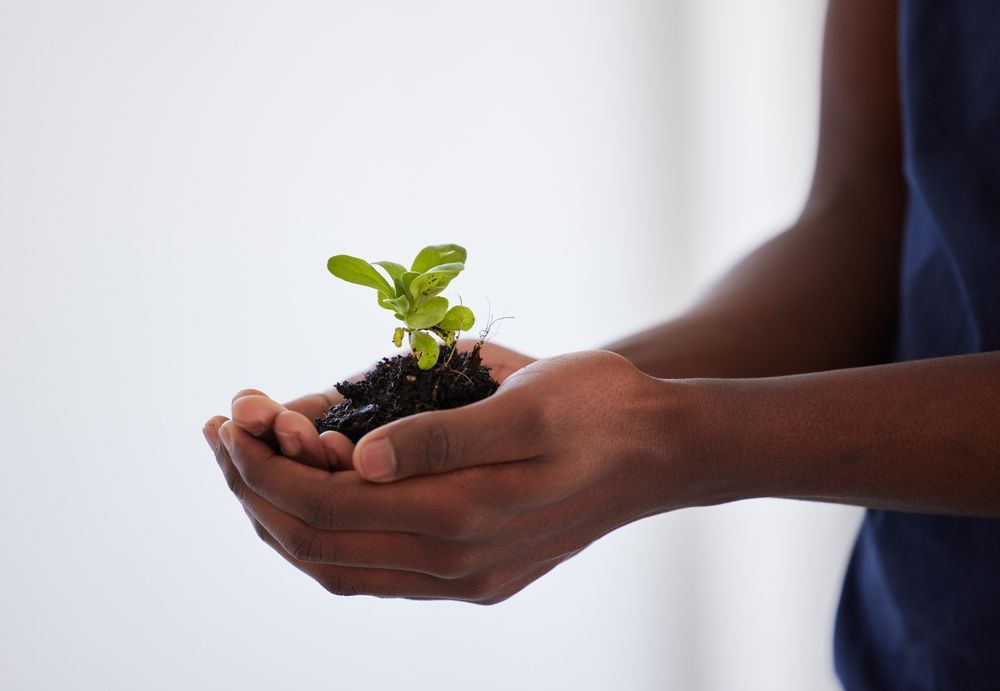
[674,351,1000,517]
[608,0,904,380]
[605,194,903,379]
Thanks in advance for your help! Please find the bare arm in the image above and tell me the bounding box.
[607,0,905,378]
[606,0,1000,519]
[673,352,1000,517]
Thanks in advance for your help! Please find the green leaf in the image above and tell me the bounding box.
[374,261,407,296]
[405,296,449,330]
[432,327,457,346]
[411,244,467,274]
[380,293,410,316]
[400,271,419,297]
[408,262,464,301]
[392,327,405,348]
[410,330,440,370]
[437,305,475,332]
[328,255,394,298]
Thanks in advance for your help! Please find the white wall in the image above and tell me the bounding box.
[1,1,858,689]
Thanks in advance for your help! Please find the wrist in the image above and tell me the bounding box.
[633,375,759,514]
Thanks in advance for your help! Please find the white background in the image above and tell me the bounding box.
[1,1,861,689]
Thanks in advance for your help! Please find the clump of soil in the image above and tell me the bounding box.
[314,344,499,443]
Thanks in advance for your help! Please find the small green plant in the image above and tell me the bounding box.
[327,243,476,370]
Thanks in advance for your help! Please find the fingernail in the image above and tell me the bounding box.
[358,438,396,480]
[218,424,233,451]
[276,430,301,457]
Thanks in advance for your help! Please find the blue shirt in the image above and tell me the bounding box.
[834,2,1000,689]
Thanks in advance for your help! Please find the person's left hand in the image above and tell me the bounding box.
[204,349,698,603]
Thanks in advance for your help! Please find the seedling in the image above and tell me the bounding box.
[327,244,476,370]
[317,243,499,442]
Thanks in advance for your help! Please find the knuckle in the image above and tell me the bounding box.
[592,349,629,367]
[475,591,514,606]
[439,504,487,541]
[222,465,246,501]
[299,486,341,530]
[421,423,454,475]
[236,457,266,494]
[511,388,551,447]
[437,549,480,580]
[458,573,504,604]
[286,528,325,563]
[321,574,363,598]
[469,573,521,605]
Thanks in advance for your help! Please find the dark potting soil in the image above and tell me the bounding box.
[314,344,499,443]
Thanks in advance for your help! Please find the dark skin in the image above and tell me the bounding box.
[204,0,1000,602]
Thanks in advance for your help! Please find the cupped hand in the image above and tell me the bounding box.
[218,340,535,472]
[204,345,687,603]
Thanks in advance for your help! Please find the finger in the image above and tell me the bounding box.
[202,415,266,552]
[320,430,356,471]
[220,420,533,535]
[203,415,228,451]
[221,419,439,532]
[211,421,478,597]
[246,506,560,603]
[273,409,328,471]
[207,417,279,541]
[206,417,257,512]
[230,386,346,438]
[238,485,481,578]
[250,524,495,601]
[283,389,340,421]
[231,393,340,471]
[213,419,574,601]
[232,388,269,403]
[222,420,429,531]
[351,386,543,482]
[212,418,404,571]
[231,394,287,437]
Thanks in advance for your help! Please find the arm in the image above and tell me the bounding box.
[680,352,1000,517]
[604,0,1000,518]
[608,0,905,378]
[202,345,1000,604]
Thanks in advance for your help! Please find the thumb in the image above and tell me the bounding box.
[352,392,542,482]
